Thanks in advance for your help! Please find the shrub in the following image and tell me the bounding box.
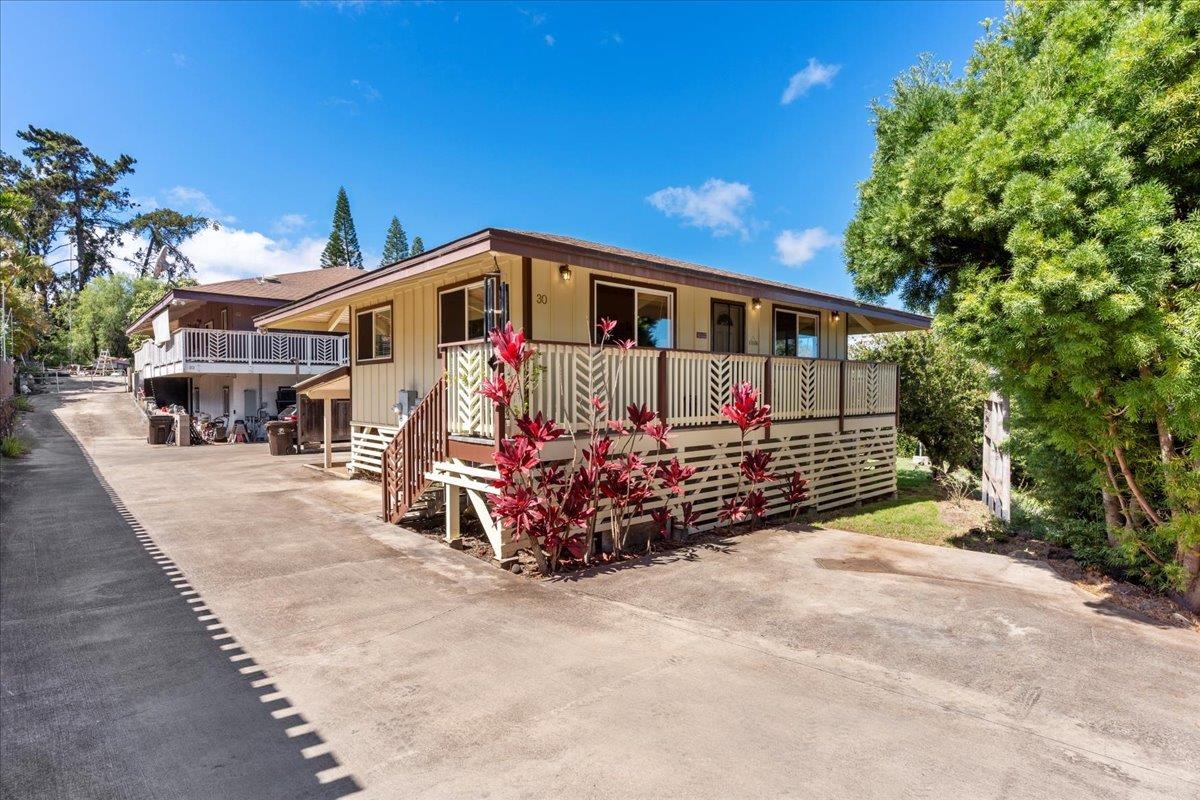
[0,434,27,458]
[13,395,32,412]
[478,321,809,574]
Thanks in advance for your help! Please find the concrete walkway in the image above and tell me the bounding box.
[6,380,1199,799]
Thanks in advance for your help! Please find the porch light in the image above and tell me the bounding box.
[751,297,762,311]
[831,310,841,323]
[559,264,573,282]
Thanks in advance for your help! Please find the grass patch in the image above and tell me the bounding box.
[809,457,988,548]
[12,395,33,412]
[818,495,954,545]
[1,434,29,458]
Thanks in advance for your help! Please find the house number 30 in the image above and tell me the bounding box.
[536,293,549,304]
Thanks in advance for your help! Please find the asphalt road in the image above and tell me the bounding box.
[0,388,358,800]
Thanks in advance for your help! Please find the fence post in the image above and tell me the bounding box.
[657,350,669,424]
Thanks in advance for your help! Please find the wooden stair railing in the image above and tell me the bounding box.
[381,374,447,523]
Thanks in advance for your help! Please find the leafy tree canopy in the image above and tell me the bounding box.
[852,330,988,474]
[845,0,1200,607]
[125,209,213,281]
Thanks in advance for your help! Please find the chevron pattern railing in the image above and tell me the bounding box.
[439,339,898,440]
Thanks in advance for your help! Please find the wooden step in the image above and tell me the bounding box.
[430,461,500,481]
[424,470,500,495]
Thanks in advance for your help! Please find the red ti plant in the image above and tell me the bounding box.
[716,381,810,532]
[479,320,685,572]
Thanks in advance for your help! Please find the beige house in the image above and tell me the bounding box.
[256,229,928,559]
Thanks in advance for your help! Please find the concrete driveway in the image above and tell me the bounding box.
[14,381,1200,798]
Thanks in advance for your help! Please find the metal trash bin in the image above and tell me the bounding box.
[148,414,174,445]
[266,420,297,456]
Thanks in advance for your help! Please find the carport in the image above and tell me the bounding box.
[292,365,350,470]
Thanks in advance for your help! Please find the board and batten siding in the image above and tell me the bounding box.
[349,254,847,428]
[528,259,847,359]
[349,256,523,427]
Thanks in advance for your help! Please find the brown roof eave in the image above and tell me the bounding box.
[254,228,498,328]
[485,230,931,330]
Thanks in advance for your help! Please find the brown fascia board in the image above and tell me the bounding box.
[126,287,286,336]
[486,230,931,330]
[253,229,496,328]
[253,227,930,331]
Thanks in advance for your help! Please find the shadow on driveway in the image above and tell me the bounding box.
[0,397,360,800]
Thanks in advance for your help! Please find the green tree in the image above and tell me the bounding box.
[0,189,52,357]
[380,216,409,265]
[69,274,134,359]
[845,1,1200,609]
[125,209,212,280]
[410,236,424,256]
[320,187,363,268]
[852,330,988,474]
[1,126,136,290]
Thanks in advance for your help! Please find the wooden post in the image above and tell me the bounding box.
[493,365,505,449]
[894,364,901,428]
[445,485,463,548]
[838,360,846,434]
[322,396,333,470]
[657,350,669,424]
[763,356,773,436]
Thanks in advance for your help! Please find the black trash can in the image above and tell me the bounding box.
[266,420,297,456]
[148,415,174,445]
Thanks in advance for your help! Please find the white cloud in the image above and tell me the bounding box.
[519,8,547,26]
[351,78,381,101]
[544,34,555,46]
[774,227,839,266]
[272,213,309,234]
[176,227,328,283]
[171,52,189,67]
[166,186,236,223]
[646,178,754,237]
[780,58,841,105]
[601,32,623,46]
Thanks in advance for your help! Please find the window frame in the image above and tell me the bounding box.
[710,298,747,354]
[437,279,488,346]
[354,301,394,365]
[771,305,821,359]
[589,276,677,349]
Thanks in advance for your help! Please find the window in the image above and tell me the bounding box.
[711,300,745,354]
[773,308,819,358]
[220,308,229,329]
[222,386,230,416]
[439,283,486,343]
[355,304,393,362]
[592,280,673,348]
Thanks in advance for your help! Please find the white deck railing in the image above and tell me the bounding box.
[133,329,348,376]
[441,340,898,439]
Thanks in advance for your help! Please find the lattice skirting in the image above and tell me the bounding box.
[539,415,897,534]
[350,422,400,475]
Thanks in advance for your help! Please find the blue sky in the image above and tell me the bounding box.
[0,0,998,298]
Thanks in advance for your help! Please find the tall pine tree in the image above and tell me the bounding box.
[320,187,363,269]
[380,216,408,266]
[410,236,425,256]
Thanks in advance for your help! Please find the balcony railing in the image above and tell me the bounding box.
[442,340,897,439]
[133,329,349,376]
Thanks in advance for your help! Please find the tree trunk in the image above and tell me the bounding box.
[1100,488,1123,546]
[1113,443,1164,526]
